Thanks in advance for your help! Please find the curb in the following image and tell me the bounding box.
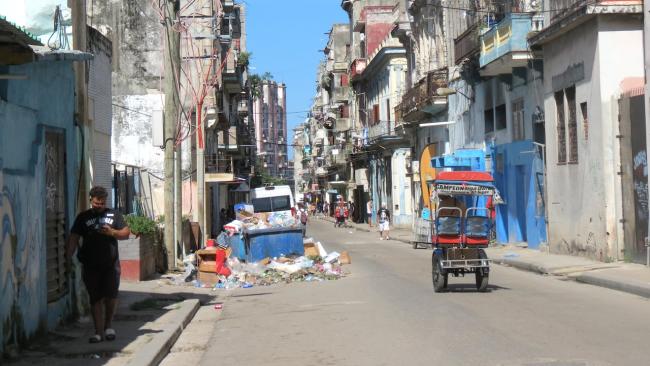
[126,299,200,366]
[492,258,551,275]
[575,273,650,299]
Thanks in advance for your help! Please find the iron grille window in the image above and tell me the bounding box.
[45,131,68,302]
[566,86,578,163]
[555,91,567,164]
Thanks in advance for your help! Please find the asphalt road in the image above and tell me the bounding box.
[194,219,650,366]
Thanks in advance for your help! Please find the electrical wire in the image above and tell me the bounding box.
[47,5,70,50]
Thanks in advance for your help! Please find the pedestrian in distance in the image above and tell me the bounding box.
[66,186,131,343]
[335,201,346,228]
[366,199,373,227]
[377,203,391,240]
[297,203,308,237]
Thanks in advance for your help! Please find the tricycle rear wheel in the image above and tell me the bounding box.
[475,249,489,292]
[432,252,447,292]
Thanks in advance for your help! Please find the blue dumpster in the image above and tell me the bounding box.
[228,234,247,261]
[244,227,304,262]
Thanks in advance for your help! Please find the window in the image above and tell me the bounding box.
[555,91,566,164]
[495,104,507,130]
[580,102,588,140]
[385,99,391,122]
[339,103,349,118]
[340,74,349,87]
[251,195,291,212]
[484,108,494,133]
[512,99,525,140]
[566,87,578,163]
[372,104,379,125]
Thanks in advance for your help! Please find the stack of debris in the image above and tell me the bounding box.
[166,238,351,289]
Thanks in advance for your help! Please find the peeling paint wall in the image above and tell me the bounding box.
[0,60,80,353]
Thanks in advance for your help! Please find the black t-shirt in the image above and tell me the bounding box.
[378,208,390,223]
[71,208,126,269]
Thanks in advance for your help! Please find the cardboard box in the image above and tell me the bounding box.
[198,271,220,286]
[339,251,351,264]
[304,243,319,257]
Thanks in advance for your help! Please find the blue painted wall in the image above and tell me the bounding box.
[492,140,547,248]
[0,60,81,352]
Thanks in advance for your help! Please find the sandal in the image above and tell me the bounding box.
[89,334,102,343]
[104,328,116,341]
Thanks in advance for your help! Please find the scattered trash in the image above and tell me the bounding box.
[324,251,340,263]
[503,252,520,258]
[168,239,350,289]
[91,354,101,359]
[214,303,223,309]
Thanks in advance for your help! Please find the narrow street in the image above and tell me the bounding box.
[160,219,650,366]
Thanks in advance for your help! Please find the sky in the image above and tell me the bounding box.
[2,0,349,160]
[244,0,349,160]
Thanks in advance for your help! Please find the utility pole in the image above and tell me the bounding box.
[163,0,180,270]
[196,103,205,243]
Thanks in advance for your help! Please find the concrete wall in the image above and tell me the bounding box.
[0,60,80,353]
[543,17,643,260]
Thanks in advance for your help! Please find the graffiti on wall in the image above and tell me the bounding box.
[0,167,18,347]
[0,164,43,351]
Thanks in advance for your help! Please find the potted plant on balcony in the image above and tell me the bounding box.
[120,214,159,281]
[238,51,251,68]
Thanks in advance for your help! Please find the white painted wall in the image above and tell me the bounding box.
[543,17,643,260]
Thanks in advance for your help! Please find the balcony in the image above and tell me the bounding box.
[350,58,367,81]
[529,0,642,46]
[330,143,352,166]
[479,13,533,76]
[205,154,234,182]
[335,117,350,132]
[454,23,480,65]
[223,51,243,93]
[333,86,349,103]
[397,68,449,123]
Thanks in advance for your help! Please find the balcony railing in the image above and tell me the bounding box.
[454,23,480,65]
[368,121,393,141]
[479,13,532,74]
[205,154,233,174]
[397,68,449,123]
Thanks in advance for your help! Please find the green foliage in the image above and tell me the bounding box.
[250,162,286,188]
[238,51,251,68]
[125,214,158,236]
[262,71,274,80]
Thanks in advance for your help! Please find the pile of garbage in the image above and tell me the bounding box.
[167,238,351,290]
[222,204,299,235]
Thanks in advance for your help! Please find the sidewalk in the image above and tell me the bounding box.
[7,277,219,366]
[319,215,650,299]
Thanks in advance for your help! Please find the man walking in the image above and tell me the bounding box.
[377,203,391,240]
[66,186,131,343]
[366,199,373,227]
